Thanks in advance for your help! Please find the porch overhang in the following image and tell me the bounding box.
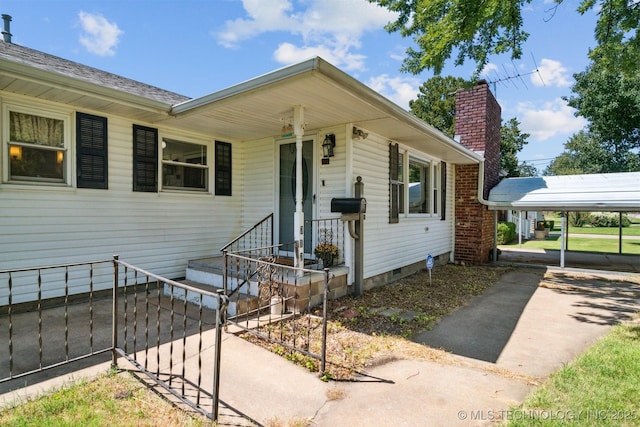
[167,57,481,165]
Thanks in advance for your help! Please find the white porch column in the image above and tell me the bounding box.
[293,105,305,273]
[518,210,522,248]
[560,212,566,268]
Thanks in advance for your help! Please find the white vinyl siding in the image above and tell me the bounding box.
[0,95,242,304]
[352,132,454,280]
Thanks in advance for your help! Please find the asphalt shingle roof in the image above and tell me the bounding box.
[0,41,190,105]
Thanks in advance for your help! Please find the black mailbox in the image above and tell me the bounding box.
[331,198,366,214]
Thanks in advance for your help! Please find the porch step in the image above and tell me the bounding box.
[167,279,260,318]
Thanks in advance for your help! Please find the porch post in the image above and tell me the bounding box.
[293,105,305,273]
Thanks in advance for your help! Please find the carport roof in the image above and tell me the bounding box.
[487,172,640,211]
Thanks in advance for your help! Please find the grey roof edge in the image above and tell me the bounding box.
[171,56,483,164]
[0,42,188,113]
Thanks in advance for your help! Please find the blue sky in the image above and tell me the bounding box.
[1,0,599,172]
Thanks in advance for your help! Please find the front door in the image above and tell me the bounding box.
[278,140,313,254]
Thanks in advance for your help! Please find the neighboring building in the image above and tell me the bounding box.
[0,39,501,304]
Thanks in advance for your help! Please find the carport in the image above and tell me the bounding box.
[485,171,640,268]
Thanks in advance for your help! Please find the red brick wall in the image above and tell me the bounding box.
[453,81,501,264]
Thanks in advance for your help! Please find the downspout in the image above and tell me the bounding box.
[475,160,502,262]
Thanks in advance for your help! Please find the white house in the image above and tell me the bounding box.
[0,40,502,304]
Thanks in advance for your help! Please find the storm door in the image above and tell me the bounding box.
[278,140,314,255]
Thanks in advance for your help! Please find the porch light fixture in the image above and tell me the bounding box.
[9,145,21,160]
[322,134,336,158]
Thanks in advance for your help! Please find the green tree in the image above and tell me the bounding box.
[517,161,538,177]
[544,130,611,175]
[369,0,640,77]
[564,64,640,171]
[409,76,471,137]
[500,118,530,177]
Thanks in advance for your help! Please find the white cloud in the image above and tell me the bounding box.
[531,58,572,88]
[366,74,420,109]
[480,62,499,78]
[78,11,122,56]
[516,98,587,141]
[274,42,367,71]
[215,0,396,67]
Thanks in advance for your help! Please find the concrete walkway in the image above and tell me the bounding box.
[1,267,639,426]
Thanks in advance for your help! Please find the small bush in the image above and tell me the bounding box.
[589,212,630,228]
[497,221,516,244]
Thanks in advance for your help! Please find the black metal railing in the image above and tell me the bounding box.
[221,213,273,254]
[223,248,330,374]
[306,217,345,267]
[112,256,228,421]
[0,257,227,422]
[0,259,113,385]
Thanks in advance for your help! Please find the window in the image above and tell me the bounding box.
[408,157,430,214]
[215,141,232,196]
[7,109,66,183]
[76,113,108,189]
[161,138,208,191]
[133,125,158,192]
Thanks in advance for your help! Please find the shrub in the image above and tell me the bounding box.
[588,212,630,228]
[569,212,590,227]
[497,221,516,244]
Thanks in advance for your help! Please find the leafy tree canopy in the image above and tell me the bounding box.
[370,0,640,76]
[409,76,471,137]
[501,117,530,177]
[564,64,640,157]
[544,130,640,175]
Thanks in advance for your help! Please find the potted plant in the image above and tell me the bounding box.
[314,243,339,267]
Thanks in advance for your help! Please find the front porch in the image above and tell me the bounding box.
[175,255,350,318]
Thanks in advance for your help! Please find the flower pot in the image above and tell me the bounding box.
[534,229,546,240]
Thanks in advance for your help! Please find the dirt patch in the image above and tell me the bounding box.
[242,265,640,380]
[243,264,513,379]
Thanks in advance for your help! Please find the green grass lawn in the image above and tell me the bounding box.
[508,321,640,426]
[501,234,640,255]
[563,226,640,236]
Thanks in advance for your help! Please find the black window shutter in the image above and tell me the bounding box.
[133,125,158,192]
[215,141,232,196]
[76,112,108,189]
[441,162,447,220]
[389,142,399,224]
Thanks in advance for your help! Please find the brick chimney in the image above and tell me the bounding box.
[453,80,501,264]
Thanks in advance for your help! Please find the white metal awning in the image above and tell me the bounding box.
[487,172,640,212]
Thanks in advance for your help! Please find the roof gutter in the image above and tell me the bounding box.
[0,58,173,115]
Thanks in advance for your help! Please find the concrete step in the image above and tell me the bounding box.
[165,280,260,318]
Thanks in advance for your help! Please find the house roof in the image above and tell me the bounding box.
[487,172,640,211]
[0,43,481,164]
[167,58,482,164]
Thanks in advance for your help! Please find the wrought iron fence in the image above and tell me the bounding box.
[0,259,113,385]
[0,257,228,422]
[223,247,330,374]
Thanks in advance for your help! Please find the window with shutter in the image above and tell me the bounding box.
[76,112,108,189]
[133,125,158,192]
[215,141,232,196]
